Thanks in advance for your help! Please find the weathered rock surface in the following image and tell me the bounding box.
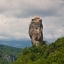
[29,16,43,46]
[4,53,16,62]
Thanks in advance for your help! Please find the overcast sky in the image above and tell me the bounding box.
[0,0,64,42]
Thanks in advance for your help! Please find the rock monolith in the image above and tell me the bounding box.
[29,16,43,46]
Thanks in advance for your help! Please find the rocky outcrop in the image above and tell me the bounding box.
[29,16,43,46]
[4,53,16,62]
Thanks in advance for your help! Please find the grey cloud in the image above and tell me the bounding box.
[0,0,64,18]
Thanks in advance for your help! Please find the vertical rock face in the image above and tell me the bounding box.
[29,16,43,46]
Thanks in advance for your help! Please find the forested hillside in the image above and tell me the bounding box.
[13,37,64,64]
[0,45,21,64]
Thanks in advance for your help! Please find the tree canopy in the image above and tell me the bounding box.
[13,37,64,64]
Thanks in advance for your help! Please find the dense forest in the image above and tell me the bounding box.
[0,45,21,64]
[13,37,64,64]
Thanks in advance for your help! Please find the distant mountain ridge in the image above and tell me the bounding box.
[0,40,31,48]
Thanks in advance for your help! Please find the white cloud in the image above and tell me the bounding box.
[0,0,64,42]
[43,16,64,42]
[0,15,31,40]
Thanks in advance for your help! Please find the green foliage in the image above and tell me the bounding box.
[0,45,21,56]
[13,37,64,64]
[0,45,21,64]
